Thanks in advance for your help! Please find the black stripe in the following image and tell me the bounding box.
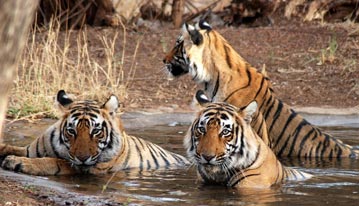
[88,113,98,118]
[259,93,273,113]
[253,77,265,100]
[335,144,342,157]
[257,88,269,112]
[264,97,279,121]
[229,173,261,187]
[132,137,144,170]
[329,149,333,159]
[26,145,30,157]
[296,128,316,158]
[223,85,250,102]
[50,130,61,158]
[277,117,305,157]
[224,44,233,69]
[233,125,240,147]
[245,66,251,87]
[308,147,313,158]
[211,73,220,99]
[105,131,114,150]
[122,141,131,168]
[239,126,245,156]
[172,153,185,164]
[272,110,297,148]
[147,144,160,169]
[35,138,41,157]
[320,134,331,157]
[147,160,151,170]
[268,101,284,133]
[256,117,264,139]
[59,121,67,145]
[315,142,322,157]
[153,144,170,167]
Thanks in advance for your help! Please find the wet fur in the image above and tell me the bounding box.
[0,91,188,175]
[185,101,311,188]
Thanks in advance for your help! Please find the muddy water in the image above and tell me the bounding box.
[2,113,359,205]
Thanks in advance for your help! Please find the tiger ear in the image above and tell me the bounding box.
[56,90,74,112]
[240,101,258,123]
[195,90,211,107]
[196,20,212,31]
[102,95,119,116]
[182,22,203,45]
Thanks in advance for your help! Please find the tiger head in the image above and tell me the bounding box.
[56,90,122,168]
[162,35,190,79]
[163,20,241,82]
[185,90,259,183]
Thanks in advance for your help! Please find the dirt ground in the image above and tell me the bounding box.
[119,19,359,113]
[1,19,359,205]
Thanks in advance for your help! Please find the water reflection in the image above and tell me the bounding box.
[2,119,359,205]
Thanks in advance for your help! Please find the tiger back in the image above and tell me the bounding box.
[163,21,359,158]
[0,90,188,175]
[185,91,311,188]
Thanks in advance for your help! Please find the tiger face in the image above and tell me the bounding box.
[185,91,259,183]
[57,90,121,168]
[163,35,190,79]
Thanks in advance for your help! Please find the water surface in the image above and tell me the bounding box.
[2,114,359,205]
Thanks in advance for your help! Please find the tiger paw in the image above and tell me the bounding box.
[1,155,47,175]
[1,155,28,173]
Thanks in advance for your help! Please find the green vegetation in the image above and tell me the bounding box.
[317,36,338,65]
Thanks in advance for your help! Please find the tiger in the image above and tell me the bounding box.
[163,20,359,158]
[0,90,189,175]
[186,90,311,188]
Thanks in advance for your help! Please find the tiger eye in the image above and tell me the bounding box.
[197,127,206,134]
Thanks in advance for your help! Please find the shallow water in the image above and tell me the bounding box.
[2,114,359,205]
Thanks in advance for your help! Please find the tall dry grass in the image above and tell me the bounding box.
[8,19,139,120]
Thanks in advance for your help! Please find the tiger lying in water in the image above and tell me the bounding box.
[186,91,311,188]
[163,20,359,158]
[0,90,188,175]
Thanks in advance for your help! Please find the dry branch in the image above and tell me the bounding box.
[285,0,359,22]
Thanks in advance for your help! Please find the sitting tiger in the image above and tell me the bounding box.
[0,90,188,175]
[186,90,311,188]
[163,20,359,158]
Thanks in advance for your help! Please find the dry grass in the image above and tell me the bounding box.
[8,19,139,120]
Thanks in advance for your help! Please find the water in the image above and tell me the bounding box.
[2,114,359,205]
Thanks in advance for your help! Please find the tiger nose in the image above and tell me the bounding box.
[202,154,215,161]
[77,155,91,162]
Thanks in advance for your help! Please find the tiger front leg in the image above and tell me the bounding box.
[0,143,28,165]
[1,156,78,175]
[0,143,28,156]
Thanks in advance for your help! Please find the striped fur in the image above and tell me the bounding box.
[164,21,359,158]
[0,90,188,175]
[186,94,311,188]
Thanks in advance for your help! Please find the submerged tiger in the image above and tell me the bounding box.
[163,20,359,158]
[186,91,311,188]
[0,90,188,175]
